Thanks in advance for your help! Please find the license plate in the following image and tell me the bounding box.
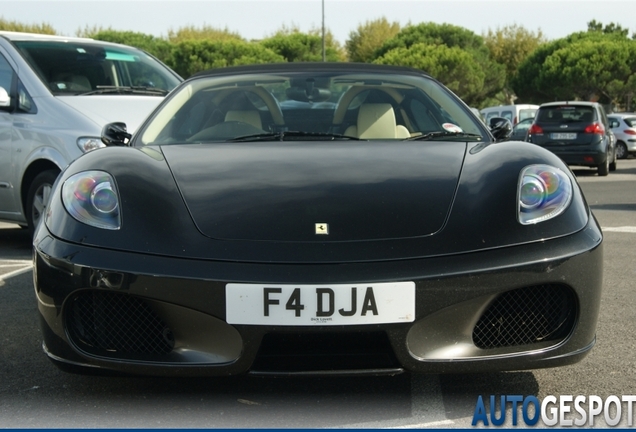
[550,132,577,140]
[226,282,415,326]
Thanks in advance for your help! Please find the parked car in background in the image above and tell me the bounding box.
[608,113,636,159]
[527,101,617,176]
[480,104,539,126]
[509,117,533,141]
[34,63,602,377]
[0,31,182,232]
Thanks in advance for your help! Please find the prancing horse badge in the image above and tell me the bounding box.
[315,223,329,235]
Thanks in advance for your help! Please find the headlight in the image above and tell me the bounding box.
[62,171,120,230]
[518,165,572,225]
[77,137,106,153]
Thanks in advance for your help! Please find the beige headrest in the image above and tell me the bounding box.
[225,110,262,130]
[357,104,397,139]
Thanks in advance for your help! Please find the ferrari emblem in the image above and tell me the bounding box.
[315,223,329,235]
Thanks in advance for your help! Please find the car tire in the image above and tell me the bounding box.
[616,142,628,159]
[26,169,59,235]
[609,149,617,172]
[597,155,609,177]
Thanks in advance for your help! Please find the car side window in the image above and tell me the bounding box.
[485,112,499,122]
[17,80,36,114]
[501,110,513,122]
[609,119,620,129]
[599,108,609,129]
[0,52,15,94]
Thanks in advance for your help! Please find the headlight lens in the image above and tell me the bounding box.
[62,171,120,230]
[518,165,572,225]
[77,137,106,153]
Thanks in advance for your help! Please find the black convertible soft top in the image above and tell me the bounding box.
[191,62,433,80]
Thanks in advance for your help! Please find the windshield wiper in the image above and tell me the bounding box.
[80,86,169,96]
[227,131,361,142]
[406,131,483,141]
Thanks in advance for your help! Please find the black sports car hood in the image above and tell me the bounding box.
[161,141,466,242]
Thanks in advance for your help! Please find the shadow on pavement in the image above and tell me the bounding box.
[0,223,32,260]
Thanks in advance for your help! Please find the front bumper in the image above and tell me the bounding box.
[34,215,603,377]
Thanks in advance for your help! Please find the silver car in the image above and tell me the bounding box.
[608,113,636,159]
[0,32,182,232]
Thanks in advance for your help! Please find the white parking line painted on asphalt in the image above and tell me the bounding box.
[0,263,33,281]
[342,373,450,428]
[602,226,636,233]
[0,261,33,268]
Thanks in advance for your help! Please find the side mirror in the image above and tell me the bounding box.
[489,117,513,142]
[101,122,132,146]
[0,86,11,110]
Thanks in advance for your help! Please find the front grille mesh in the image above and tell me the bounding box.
[66,291,174,357]
[472,284,576,349]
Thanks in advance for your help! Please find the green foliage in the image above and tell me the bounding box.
[373,22,505,105]
[0,16,56,34]
[542,39,636,103]
[375,22,487,59]
[167,39,285,78]
[587,20,630,37]
[167,25,244,43]
[513,31,636,106]
[374,44,485,106]
[346,17,400,63]
[483,24,546,103]
[83,29,173,63]
[260,25,345,62]
[260,31,343,62]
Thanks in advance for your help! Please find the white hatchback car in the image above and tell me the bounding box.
[0,31,182,232]
[608,113,636,159]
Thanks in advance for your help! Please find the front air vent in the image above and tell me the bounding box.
[252,331,400,373]
[66,291,174,359]
[472,284,576,349]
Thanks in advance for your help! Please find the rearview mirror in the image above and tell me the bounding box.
[489,117,513,142]
[101,122,132,146]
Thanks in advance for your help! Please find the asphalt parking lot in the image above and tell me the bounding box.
[1,159,635,428]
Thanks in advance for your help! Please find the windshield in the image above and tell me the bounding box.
[137,70,489,145]
[13,40,181,95]
[623,117,636,128]
[536,106,596,123]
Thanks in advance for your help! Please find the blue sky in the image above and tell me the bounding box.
[1,0,635,43]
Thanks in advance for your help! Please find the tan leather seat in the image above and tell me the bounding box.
[344,103,410,139]
[224,110,262,130]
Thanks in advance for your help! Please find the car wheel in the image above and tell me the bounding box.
[597,155,609,177]
[26,169,59,235]
[616,142,628,159]
[609,146,617,172]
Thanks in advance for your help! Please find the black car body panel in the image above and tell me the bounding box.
[33,63,603,376]
[162,142,465,242]
[43,141,589,264]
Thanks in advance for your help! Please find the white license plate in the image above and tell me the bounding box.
[226,282,415,326]
[550,132,577,140]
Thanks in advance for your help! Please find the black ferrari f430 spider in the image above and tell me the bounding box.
[34,63,602,377]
